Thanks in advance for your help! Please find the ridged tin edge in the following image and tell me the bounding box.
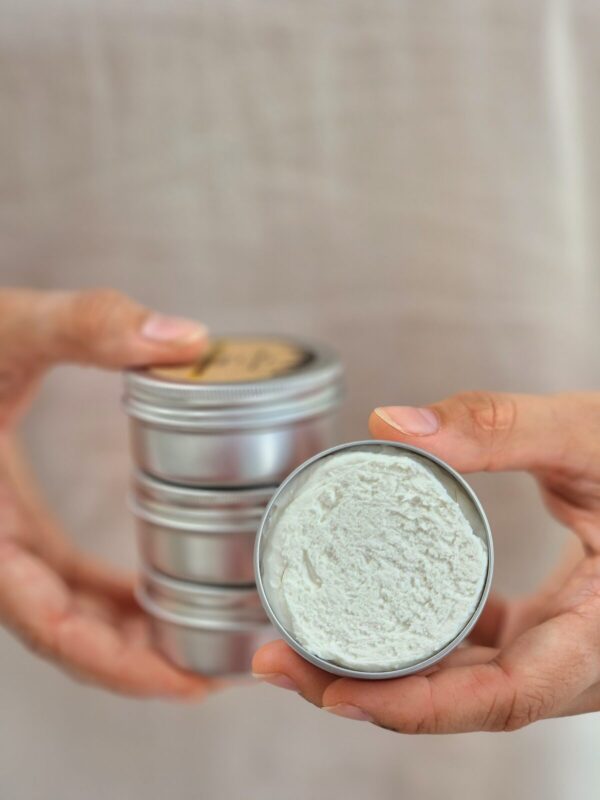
[124,337,343,408]
[254,439,494,681]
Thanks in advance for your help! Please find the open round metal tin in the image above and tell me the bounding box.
[254,440,494,680]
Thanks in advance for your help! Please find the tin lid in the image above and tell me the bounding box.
[130,471,275,532]
[136,567,269,630]
[123,335,343,415]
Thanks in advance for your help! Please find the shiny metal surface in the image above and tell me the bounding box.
[134,516,257,585]
[131,472,274,584]
[123,337,343,486]
[137,570,274,675]
[255,440,494,680]
[128,412,340,487]
[133,471,275,512]
[147,617,275,676]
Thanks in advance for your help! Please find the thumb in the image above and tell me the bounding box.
[368,391,568,473]
[0,288,208,370]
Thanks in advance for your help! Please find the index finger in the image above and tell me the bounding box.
[368,392,572,474]
[0,288,209,425]
[0,288,208,370]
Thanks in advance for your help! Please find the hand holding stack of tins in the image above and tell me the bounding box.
[125,335,493,679]
[124,336,345,675]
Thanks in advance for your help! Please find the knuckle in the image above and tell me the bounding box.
[491,662,555,732]
[68,288,137,343]
[504,686,550,731]
[393,677,439,734]
[458,391,517,434]
[455,391,518,467]
[466,663,515,732]
[414,679,438,734]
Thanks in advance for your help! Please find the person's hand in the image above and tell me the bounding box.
[253,392,600,732]
[0,288,216,698]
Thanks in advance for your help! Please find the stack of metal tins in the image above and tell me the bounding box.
[123,336,344,676]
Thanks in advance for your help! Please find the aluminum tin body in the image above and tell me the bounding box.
[137,569,274,675]
[255,440,494,681]
[130,472,275,585]
[123,338,343,487]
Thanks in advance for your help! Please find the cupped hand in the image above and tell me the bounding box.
[253,392,600,732]
[0,288,215,698]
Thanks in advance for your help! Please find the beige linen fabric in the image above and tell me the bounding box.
[0,1,599,798]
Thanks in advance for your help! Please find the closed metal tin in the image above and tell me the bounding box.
[255,440,494,680]
[130,471,275,585]
[136,568,274,676]
[123,337,343,487]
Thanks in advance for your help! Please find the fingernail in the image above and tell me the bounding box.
[374,406,439,436]
[323,704,375,723]
[141,314,208,344]
[252,672,299,692]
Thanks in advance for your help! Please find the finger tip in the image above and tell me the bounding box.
[135,336,209,365]
[367,409,383,436]
[140,314,209,346]
[252,639,294,676]
[368,408,408,441]
[126,315,211,369]
[163,669,215,701]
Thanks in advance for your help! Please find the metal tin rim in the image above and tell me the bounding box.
[133,470,276,508]
[141,566,260,601]
[254,439,494,680]
[129,497,263,533]
[129,472,275,531]
[124,337,343,408]
[135,583,269,632]
[123,384,343,431]
[137,568,269,628]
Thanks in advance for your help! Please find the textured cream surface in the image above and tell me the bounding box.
[263,451,488,671]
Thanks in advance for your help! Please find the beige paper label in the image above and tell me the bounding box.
[150,337,309,383]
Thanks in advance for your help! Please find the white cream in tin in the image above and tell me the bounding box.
[262,451,488,672]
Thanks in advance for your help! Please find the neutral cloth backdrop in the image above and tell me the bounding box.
[1,1,599,798]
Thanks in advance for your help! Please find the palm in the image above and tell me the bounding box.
[0,435,214,698]
[0,289,218,697]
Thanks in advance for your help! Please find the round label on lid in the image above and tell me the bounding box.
[150,337,312,383]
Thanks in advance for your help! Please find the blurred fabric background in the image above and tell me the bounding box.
[1,1,599,798]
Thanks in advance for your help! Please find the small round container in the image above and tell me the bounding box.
[255,440,494,680]
[136,568,274,676]
[130,471,275,585]
[123,336,344,487]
